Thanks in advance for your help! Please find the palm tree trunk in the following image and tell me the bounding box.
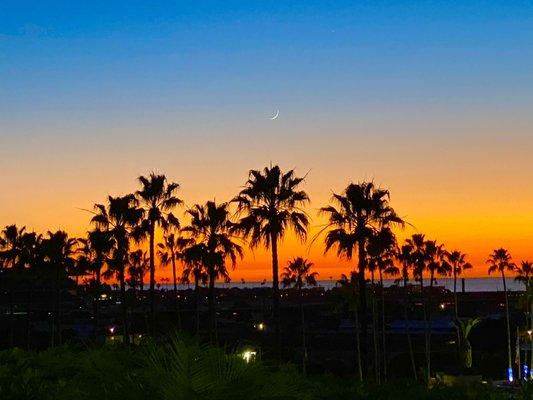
[379,269,387,382]
[502,271,512,379]
[194,274,200,336]
[271,232,281,358]
[208,269,216,342]
[149,221,156,334]
[371,270,380,382]
[420,274,429,383]
[427,271,434,382]
[354,304,363,382]
[453,268,458,320]
[171,255,181,329]
[403,275,417,380]
[298,287,307,375]
[119,267,130,345]
[357,239,368,378]
[530,296,532,379]
[93,267,101,336]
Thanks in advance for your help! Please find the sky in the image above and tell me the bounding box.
[1,1,533,281]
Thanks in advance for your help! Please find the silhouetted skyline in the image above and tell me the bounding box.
[2,1,533,279]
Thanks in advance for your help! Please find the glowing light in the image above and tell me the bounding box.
[109,327,115,334]
[241,349,257,363]
[508,367,514,382]
[255,322,266,331]
[439,303,445,310]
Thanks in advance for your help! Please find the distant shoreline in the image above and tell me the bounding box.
[152,277,525,292]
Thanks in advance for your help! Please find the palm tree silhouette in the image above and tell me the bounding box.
[180,241,208,336]
[182,200,243,341]
[487,248,516,381]
[319,182,403,377]
[515,260,533,375]
[91,194,144,344]
[41,230,78,347]
[425,240,449,381]
[78,228,114,333]
[136,173,183,333]
[157,231,192,322]
[281,257,318,375]
[0,224,27,347]
[337,272,363,381]
[233,165,310,354]
[446,250,472,319]
[367,227,398,382]
[127,249,149,294]
[397,243,418,380]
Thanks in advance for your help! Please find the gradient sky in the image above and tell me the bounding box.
[1,1,533,281]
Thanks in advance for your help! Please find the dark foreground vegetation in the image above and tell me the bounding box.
[0,333,524,400]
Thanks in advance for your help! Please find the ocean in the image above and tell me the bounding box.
[158,277,526,292]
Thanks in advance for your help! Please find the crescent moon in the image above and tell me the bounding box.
[269,109,279,120]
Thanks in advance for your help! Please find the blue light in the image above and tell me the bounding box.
[523,365,529,380]
[508,367,514,382]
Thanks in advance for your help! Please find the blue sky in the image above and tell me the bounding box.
[1,1,533,276]
[3,1,533,127]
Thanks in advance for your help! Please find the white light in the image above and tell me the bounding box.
[109,327,115,334]
[241,350,257,363]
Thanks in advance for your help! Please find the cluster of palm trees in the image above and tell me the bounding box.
[1,165,531,383]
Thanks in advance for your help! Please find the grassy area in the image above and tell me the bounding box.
[0,333,521,400]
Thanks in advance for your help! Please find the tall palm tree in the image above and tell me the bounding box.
[487,248,516,381]
[182,201,243,341]
[425,240,449,381]
[136,173,183,332]
[515,260,533,375]
[397,243,418,380]
[281,257,318,375]
[0,224,27,347]
[77,228,114,333]
[41,230,78,347]
[180,242,208,336]
[367,227,398,382]
[233,165,310,352]
[127,249,149,293]
[319,182,403,377]
[406,233,431,381]
[337,272,363,381]
[446,250,473,320]
[91,194,144,344]
[157,232,190,323]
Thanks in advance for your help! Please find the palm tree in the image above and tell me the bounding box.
[446,250,473,320]
[0,224,26,347]
[157,232,190,322]
[233,165,310,353]
[367,227,398,382]
[77,228,114,332]
[91,194,144,344]
[487,248,516,381]
[136,173,183,333]
[406,234,431,381]
[41,230,78,347]
[127,249,149,293]
[319,182,403,377]
[337,272,363,381]
[515,260,533,375]
[397,243,418,380]
[455,317,481,370]
[281,257,318,375]
[182,201,243,341]
[425,240,449,381]
[180,242,208,336]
